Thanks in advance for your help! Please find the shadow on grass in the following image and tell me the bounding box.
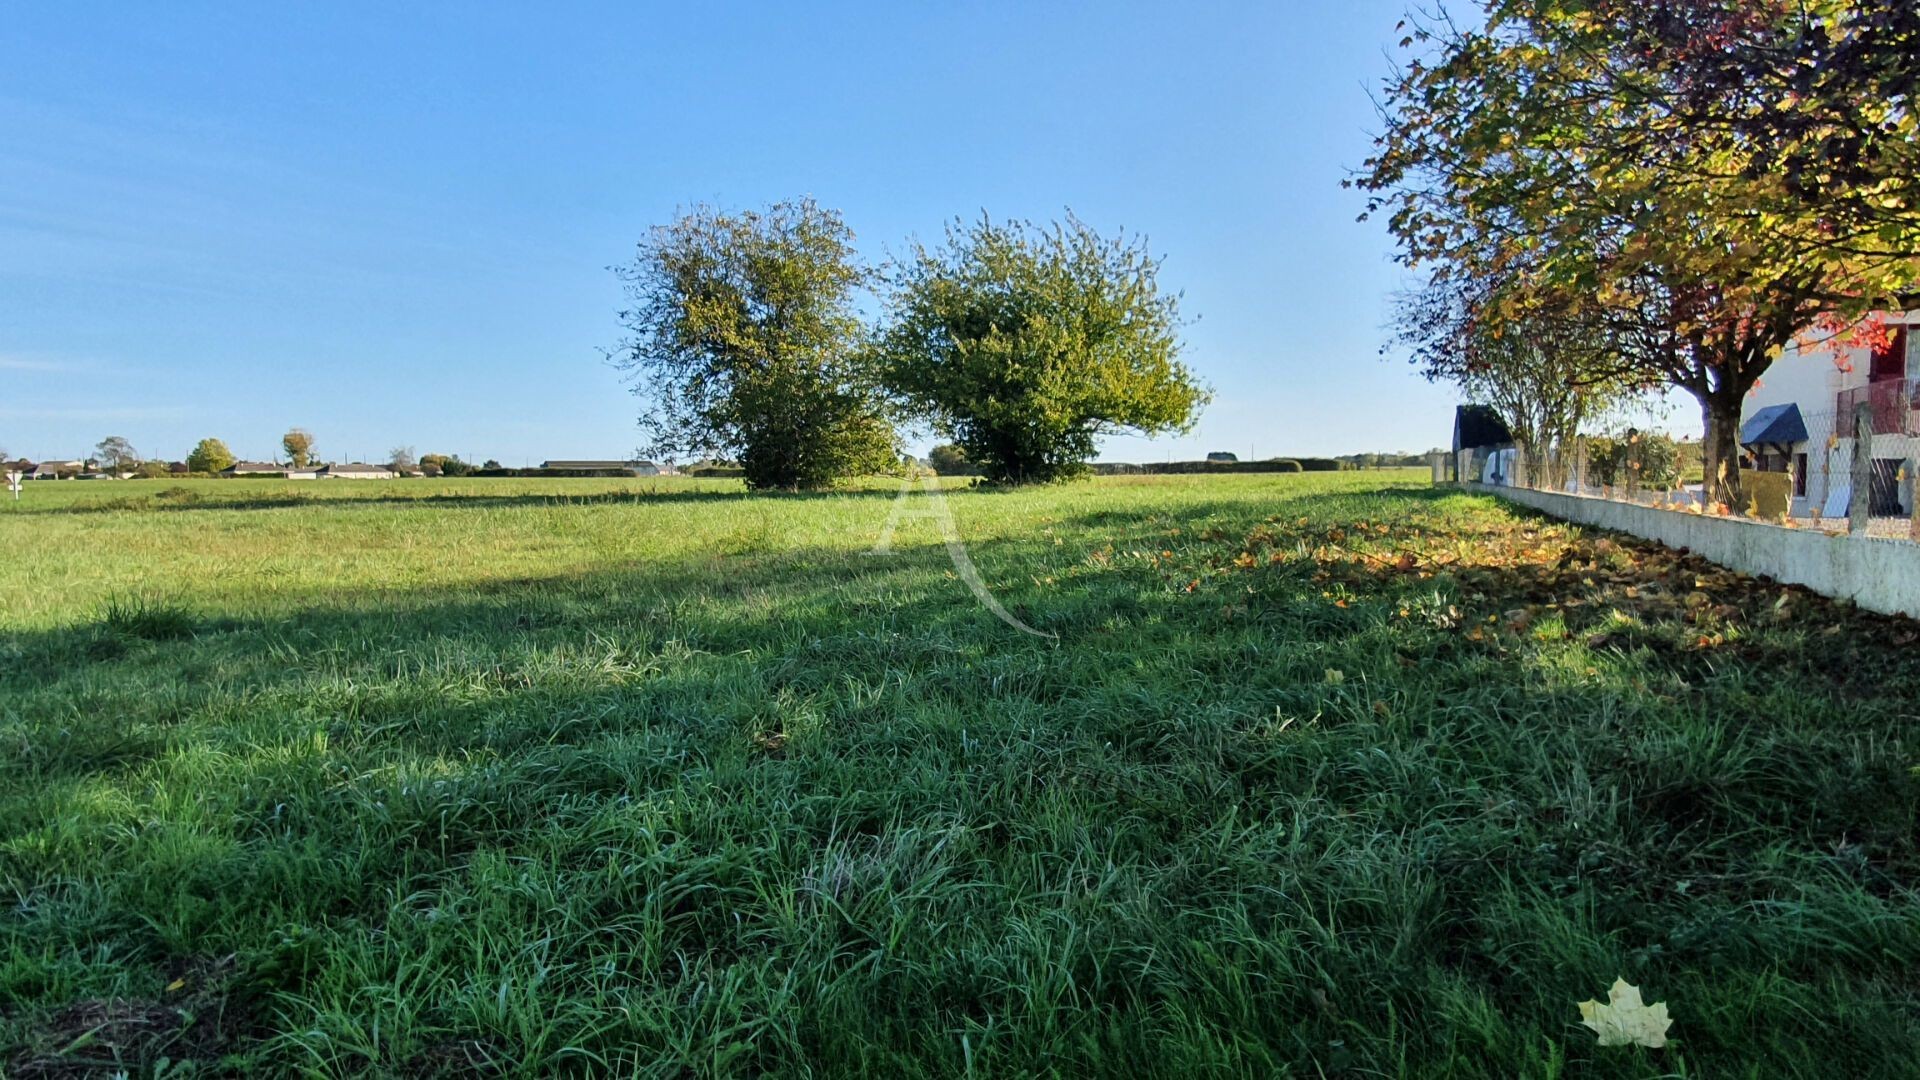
[3,485,1919,1076]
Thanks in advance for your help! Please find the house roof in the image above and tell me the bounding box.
[323,463,392,473]
[1740,403,1809,448]
[1453,405,1512,450]
[226,461,283,472]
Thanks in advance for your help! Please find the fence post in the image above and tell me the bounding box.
[1850,401,1873,535]
[1909,455,1920,542]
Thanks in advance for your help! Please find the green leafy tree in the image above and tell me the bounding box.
[133,460,171,479]
[93,436,141,476]
[282,428,316,468]
[926,443,975,476]
[612,199,899,490]
[1392,270,1642,490]
[877,214,1208,484]
[186,437,234,475]
[1356,0,1920,506]
[1585,431,1681,491]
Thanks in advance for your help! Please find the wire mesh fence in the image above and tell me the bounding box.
[1455,384,1920,544]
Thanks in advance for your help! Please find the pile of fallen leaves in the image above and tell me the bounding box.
[1148,506,1920,684]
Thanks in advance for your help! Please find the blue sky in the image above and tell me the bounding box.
[1,1,1471,466]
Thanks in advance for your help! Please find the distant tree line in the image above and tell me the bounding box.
[15,431,508,480]
[920,442,1426,477]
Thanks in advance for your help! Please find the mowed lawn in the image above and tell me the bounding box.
[2,472,1917,1077]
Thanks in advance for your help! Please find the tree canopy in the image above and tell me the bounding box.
[613,199,898,491]
[926,443,975,476]
[1393,265,1643,488]
[94,436,141,475]
[282,428,315,468]
[1356,0,1920,504]
[186,438,234,475]
[877,214,1208,484]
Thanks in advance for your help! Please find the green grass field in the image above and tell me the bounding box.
[3,472,1916,1077]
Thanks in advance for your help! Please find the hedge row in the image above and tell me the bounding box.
[1092,458,1347,475]
[470,468,655,478]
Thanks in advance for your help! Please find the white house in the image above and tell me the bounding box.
[1740,311,1918,518]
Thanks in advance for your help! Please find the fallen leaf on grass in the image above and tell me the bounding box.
[1578,978,1671,1048]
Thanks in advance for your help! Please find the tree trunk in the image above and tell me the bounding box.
[1700,392,1744,511]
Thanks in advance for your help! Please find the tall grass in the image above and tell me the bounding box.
[1,473,1915,1076]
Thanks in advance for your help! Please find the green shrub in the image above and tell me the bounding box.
[926,444,978,476]
[1585,433,1681,490]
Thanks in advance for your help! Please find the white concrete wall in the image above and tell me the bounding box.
[1469,483,1920,620]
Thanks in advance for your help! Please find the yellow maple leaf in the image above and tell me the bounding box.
[1578,978,1671,1048]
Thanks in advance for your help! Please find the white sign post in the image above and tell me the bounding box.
[5,470,21,501]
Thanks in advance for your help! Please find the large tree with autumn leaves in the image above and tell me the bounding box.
[1357,0,1920,505]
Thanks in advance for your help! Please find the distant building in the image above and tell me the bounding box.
[1451,405,1515,485]
[319,463,396,479]
[1205,452,1239,463]
[1742,309,1917,518]
[539,460,662,476]
[29,460,86,480]
[223,461,287,477]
